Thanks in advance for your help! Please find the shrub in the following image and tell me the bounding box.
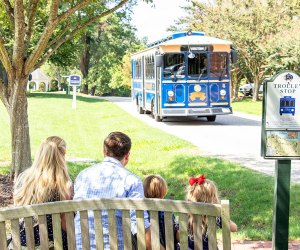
[39,82,46,92]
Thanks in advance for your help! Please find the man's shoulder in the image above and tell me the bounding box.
[75,162,102,180]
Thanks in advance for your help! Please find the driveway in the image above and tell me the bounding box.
[100,96,300,183]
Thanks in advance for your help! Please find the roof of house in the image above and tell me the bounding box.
[31,69,51,82]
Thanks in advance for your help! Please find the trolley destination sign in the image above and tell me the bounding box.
[262,71,300,159]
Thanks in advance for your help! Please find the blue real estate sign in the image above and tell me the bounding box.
[262,71,300,159]
[69,75,81,86]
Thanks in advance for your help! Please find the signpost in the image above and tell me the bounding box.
[68,75,81,109]
[261,71,300,250]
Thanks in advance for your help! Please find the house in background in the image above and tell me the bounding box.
[27,69,51,91]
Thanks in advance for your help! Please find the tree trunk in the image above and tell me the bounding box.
[82,84,88,94]
[252,75,260,101]
[80,32,91,95]
[9,80,32,179]
[90,86,96,96]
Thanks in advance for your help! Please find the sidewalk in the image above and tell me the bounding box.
[219,241,300,250]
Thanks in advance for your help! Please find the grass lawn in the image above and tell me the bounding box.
[0,93,299,240]
[231,97,263,116]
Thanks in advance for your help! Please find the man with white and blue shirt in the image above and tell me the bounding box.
[73,132,151,250]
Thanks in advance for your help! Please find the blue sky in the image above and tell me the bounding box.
[131,0,191,42]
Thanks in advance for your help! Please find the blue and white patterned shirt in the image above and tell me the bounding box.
[73,157,150,250]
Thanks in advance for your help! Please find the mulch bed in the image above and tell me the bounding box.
[0,174,13,208]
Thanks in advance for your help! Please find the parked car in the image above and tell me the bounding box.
[239,83,263,96]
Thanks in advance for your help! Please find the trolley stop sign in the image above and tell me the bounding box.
[261,71,300,159]
[69,75,81,86]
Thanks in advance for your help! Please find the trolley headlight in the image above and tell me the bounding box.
[220,90,226,96]
[168,90,174,97]
[194,85,201,92]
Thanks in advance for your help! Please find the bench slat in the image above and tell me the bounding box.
[108,210,118,250]
[66,212,76,250]
[94,210,104,250]
[24,217,35,250]
[164,212,174,250]
[80,210,90,250]
[38,215,49,250]
[0,199,221,221]
[149,211,160,250]
[0,221,7,250]
[136,210,146,250]
[207,216,217,250]
[52,213,63,250]
[11,218,21,250]
[121,210,132,250]
[178,213,188,250]
[221,200,231,250]
[193,214,203,250]
[0,199,231,250]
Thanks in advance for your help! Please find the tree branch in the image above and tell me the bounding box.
[0,37,13,76]
[57,0,95,24]
[12,0,26,79]
[57,0,129,24]
[35,0,129,70]
[0,81,10,111]
[47,22,71,49]
[3,0,14,27]
[24,0,59,75]
[25,0,40,52]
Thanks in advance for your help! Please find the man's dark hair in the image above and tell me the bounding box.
[103,132,131,161]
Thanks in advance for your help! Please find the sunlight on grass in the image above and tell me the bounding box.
[0,93,299,240]
[231,98,263,116]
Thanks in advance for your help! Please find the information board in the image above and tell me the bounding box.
[69,75,81,86]
[262,71,300,159]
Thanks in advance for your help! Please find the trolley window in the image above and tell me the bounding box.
[210,53,228,79]
[163,53,185,79]
[188,53,207,78]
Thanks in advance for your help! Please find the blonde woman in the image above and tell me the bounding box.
[13,136,73,250]
[187,174,237,250]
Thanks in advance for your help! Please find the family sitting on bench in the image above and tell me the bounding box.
[11,131,237,250]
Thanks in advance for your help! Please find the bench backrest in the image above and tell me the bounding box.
[0,198,231,250]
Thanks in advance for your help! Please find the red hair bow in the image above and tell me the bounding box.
[189,174,206,186]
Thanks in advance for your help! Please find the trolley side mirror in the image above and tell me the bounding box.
[231,50,238,64]
[155,55,164,67]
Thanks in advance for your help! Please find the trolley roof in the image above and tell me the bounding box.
[159,35,232,46]
[131,31,233,58]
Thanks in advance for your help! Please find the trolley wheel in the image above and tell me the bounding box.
[136,101,143,114]
[207,115,216,122]
[155,114,162,122]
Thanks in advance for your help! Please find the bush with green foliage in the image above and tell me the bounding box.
[38,82,46,92]
[49,80,58,92]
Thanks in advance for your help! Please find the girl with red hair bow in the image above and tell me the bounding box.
[186,175,237,250]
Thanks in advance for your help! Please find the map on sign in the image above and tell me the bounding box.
[69,75,81,86]
[266,131,300,157]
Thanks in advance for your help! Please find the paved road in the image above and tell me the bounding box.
[100,96,300,183]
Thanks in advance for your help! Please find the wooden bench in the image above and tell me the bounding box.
[0,198,232,250]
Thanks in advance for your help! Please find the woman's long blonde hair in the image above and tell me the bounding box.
[14,136,72,206]
[187,178,220,233]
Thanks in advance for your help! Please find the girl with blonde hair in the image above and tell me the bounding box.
[187,174,237,250]
[13,136,73,250]
[143,175,180,249]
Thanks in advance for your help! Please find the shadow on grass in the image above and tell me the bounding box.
[131,155,286,240]
[27,93,106,103]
